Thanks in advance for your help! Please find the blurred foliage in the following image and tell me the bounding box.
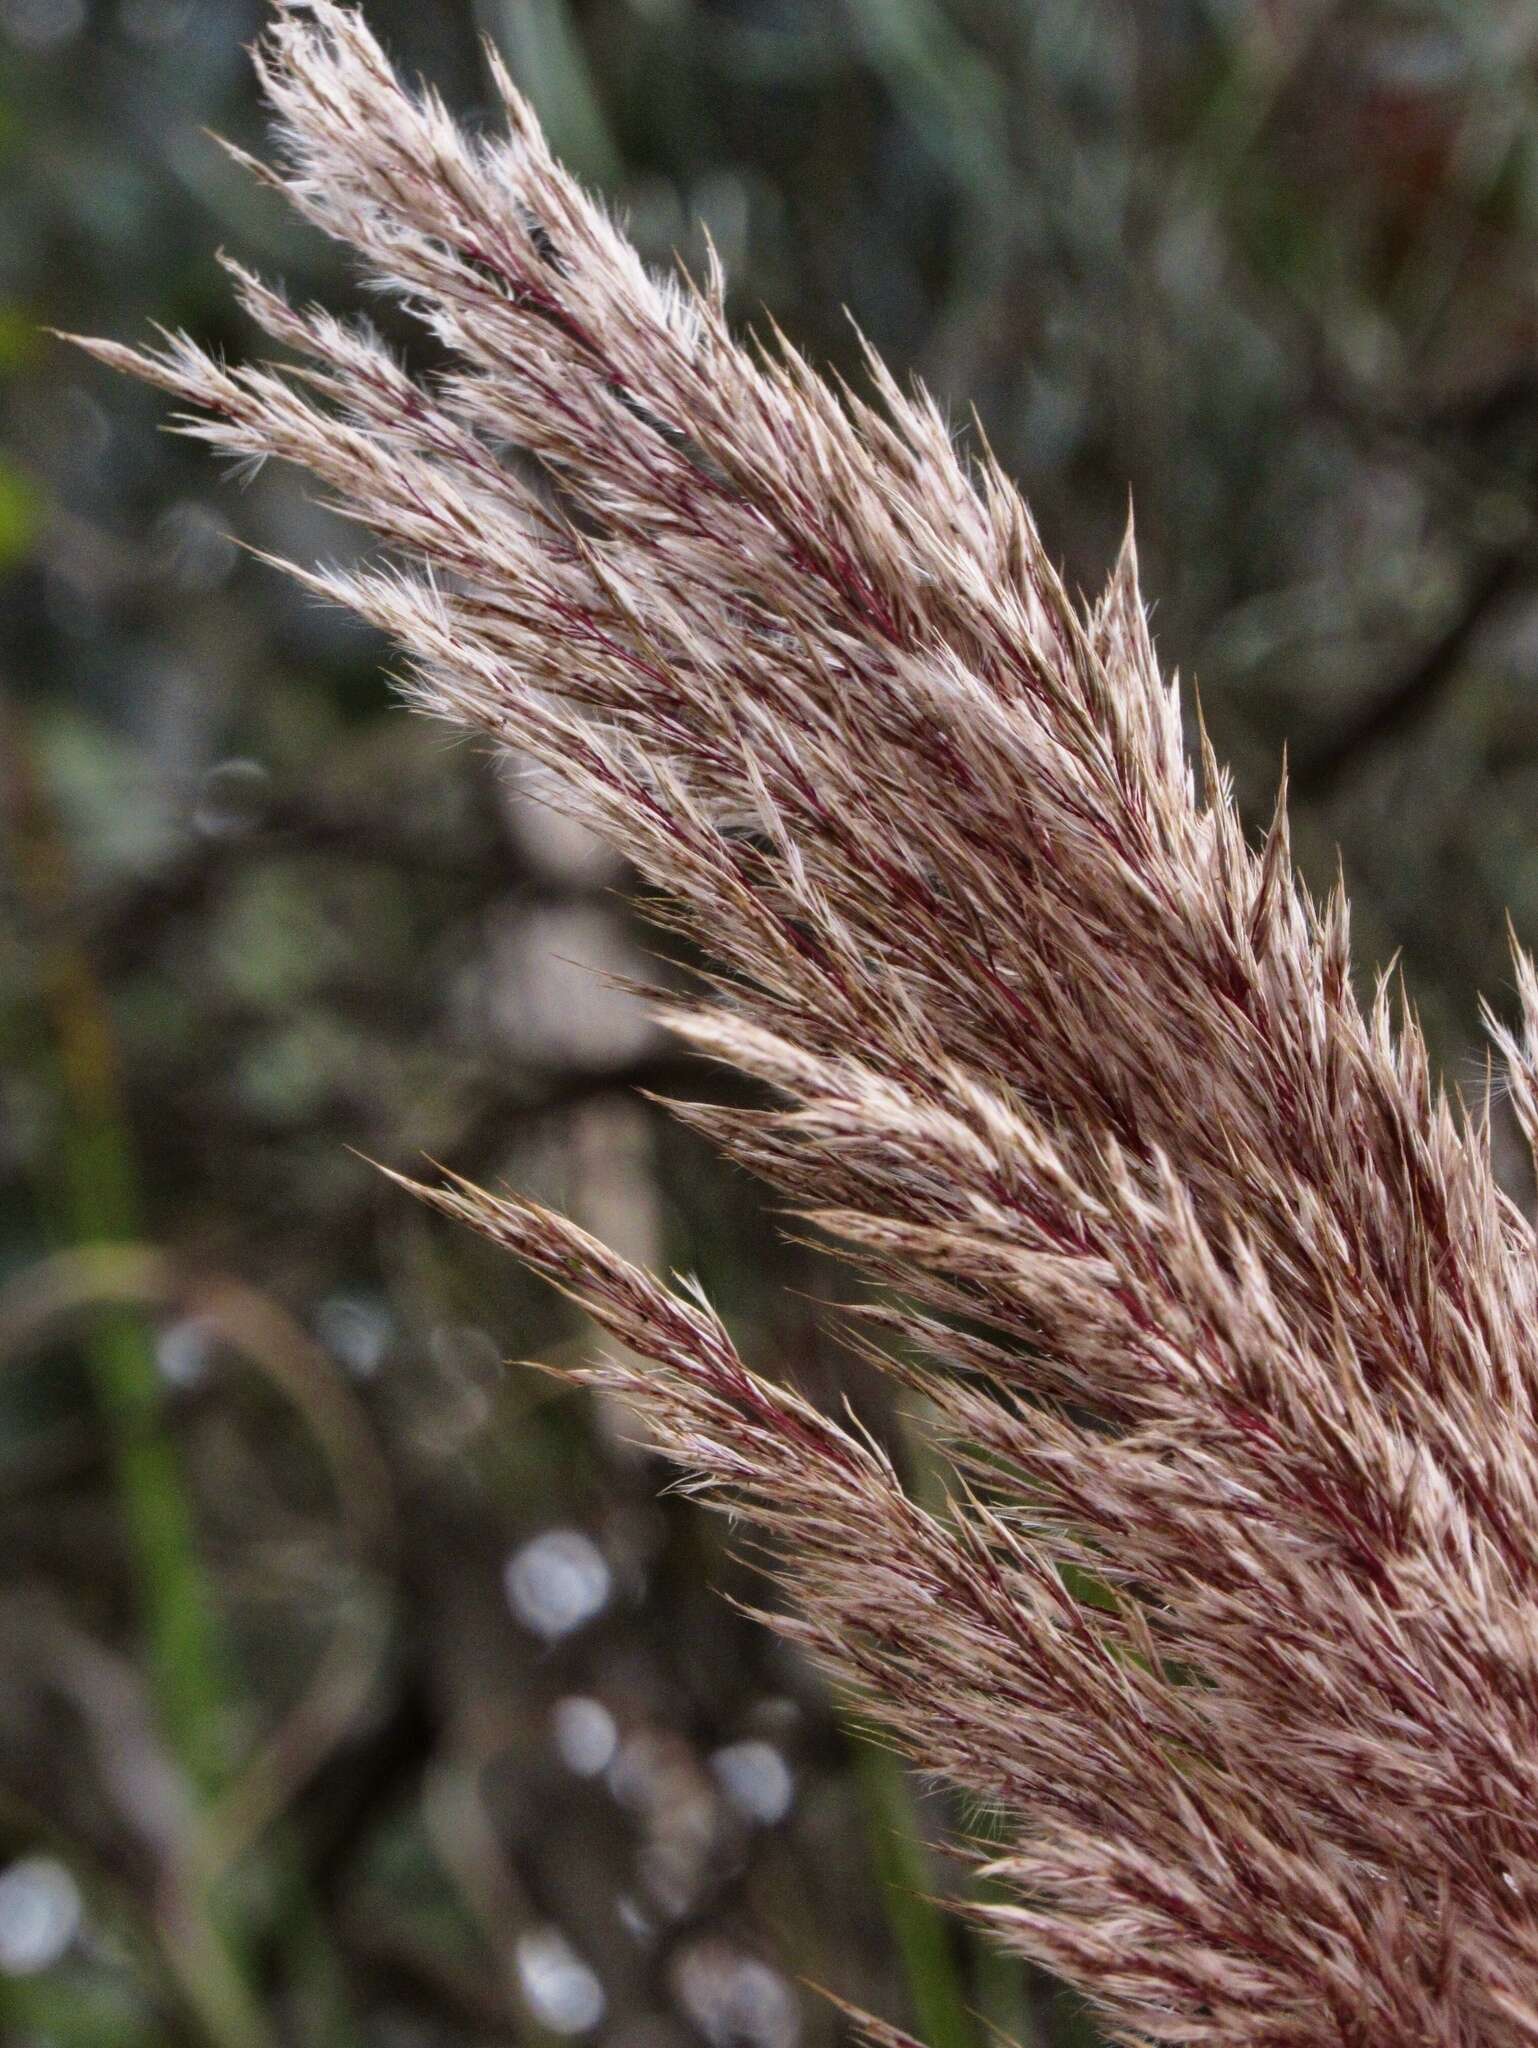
[4,0,1538,2043]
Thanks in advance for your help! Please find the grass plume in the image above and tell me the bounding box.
[73,5,1538,2039]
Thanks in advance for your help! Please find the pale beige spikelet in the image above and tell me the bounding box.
[73,5,1538,2041]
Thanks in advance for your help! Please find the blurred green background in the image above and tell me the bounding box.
[4,0,1538,2042]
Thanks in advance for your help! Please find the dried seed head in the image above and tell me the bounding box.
[74,7,1538,2041]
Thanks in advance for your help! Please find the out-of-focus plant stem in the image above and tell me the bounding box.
[851,1735,982,2048]
[0,689,230,1795]
[0,689,289,2048]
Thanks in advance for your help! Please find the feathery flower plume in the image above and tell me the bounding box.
[75,5,1538,2040]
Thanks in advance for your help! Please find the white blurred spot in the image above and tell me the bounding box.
[553,1696,619,1777]
[505,1529,611,1641]
[499,757,622,886]
[155,1314,216,1390]
[710,1740,794,1825]
[670,1941,799,2048]
[616,1892,653,1942]
[515,1926,606,2035]
[0,1858,82,1976]
[316,1295,392,1380]
[481,906,657,1071]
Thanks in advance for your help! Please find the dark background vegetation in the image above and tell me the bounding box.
[4,1,1538,2042]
